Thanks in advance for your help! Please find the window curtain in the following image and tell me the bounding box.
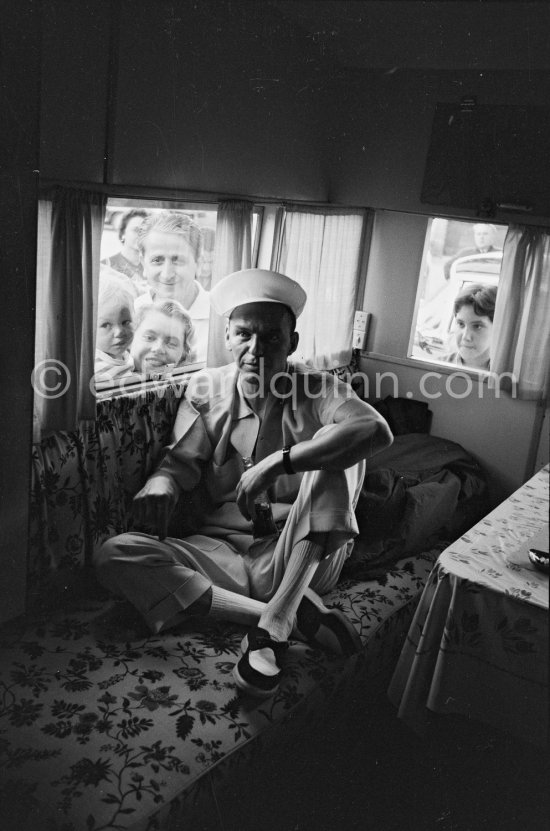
[207,200,253,367]
[34,187,106,441]
[490,225,550,400]
[272,207,367,369]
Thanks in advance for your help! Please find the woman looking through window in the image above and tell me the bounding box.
[442,284,497,370]
[101,209,149,294]
[130,299,196,376]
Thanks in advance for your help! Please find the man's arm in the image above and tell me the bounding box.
[236,397,392,520]
[286,397,392,472]
[132,392,212,540]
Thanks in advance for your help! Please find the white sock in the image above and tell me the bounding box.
[209,590,282,677]
[208,586,265,627]
[247,643,281,677]
[259,539,324,643]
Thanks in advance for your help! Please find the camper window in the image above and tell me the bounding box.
[95,201,261,395]
[408,218,508,372]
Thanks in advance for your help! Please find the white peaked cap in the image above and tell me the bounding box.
[210,268,307,319]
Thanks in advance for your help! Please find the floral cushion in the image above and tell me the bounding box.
[28,386,185,606]
[0,550,438,831]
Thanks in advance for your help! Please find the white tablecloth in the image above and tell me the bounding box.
[388,465,549,747]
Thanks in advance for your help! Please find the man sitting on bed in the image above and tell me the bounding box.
[95,268,392,698]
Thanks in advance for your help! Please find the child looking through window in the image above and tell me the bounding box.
[94,268,137,382]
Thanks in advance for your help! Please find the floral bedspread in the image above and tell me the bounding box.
[15,377,463,830]
[0,550,438,831]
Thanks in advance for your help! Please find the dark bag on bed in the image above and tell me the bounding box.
[372,395,433,435]
[346,432,489,576]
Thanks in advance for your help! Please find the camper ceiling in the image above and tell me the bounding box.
[270,0,550,71]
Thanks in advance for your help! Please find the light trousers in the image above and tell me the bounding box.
[94,459,365,634]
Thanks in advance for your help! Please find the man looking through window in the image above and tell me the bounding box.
[135,211,210,363]
[443,222,501,280]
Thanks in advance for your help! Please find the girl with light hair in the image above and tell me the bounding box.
[94,267,137,382]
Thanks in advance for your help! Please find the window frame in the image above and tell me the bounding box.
[406,215,508,374]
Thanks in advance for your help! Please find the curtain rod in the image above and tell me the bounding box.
[38,179,365,210]
[37,179,550,226]
[34,179,466,218]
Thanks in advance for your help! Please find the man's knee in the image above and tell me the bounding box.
[93,533,137,588]
[95,533,123,568]
[303,461,365,509]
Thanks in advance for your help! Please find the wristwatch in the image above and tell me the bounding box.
[282,445,295,475]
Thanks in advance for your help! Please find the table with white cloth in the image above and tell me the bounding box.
[388,464,549,747]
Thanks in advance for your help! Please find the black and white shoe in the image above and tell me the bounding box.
[296,587,362,657]
[233,627,289,698]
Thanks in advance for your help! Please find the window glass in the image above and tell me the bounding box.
[96,201,259,396]
[409,218,508,371]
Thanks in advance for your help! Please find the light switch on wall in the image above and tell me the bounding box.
[352,311,370,350]
[352,329,367,350]
[353,310,370,332]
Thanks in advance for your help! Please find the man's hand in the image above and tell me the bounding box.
[235,455,280,521]
[132,474,180,540]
